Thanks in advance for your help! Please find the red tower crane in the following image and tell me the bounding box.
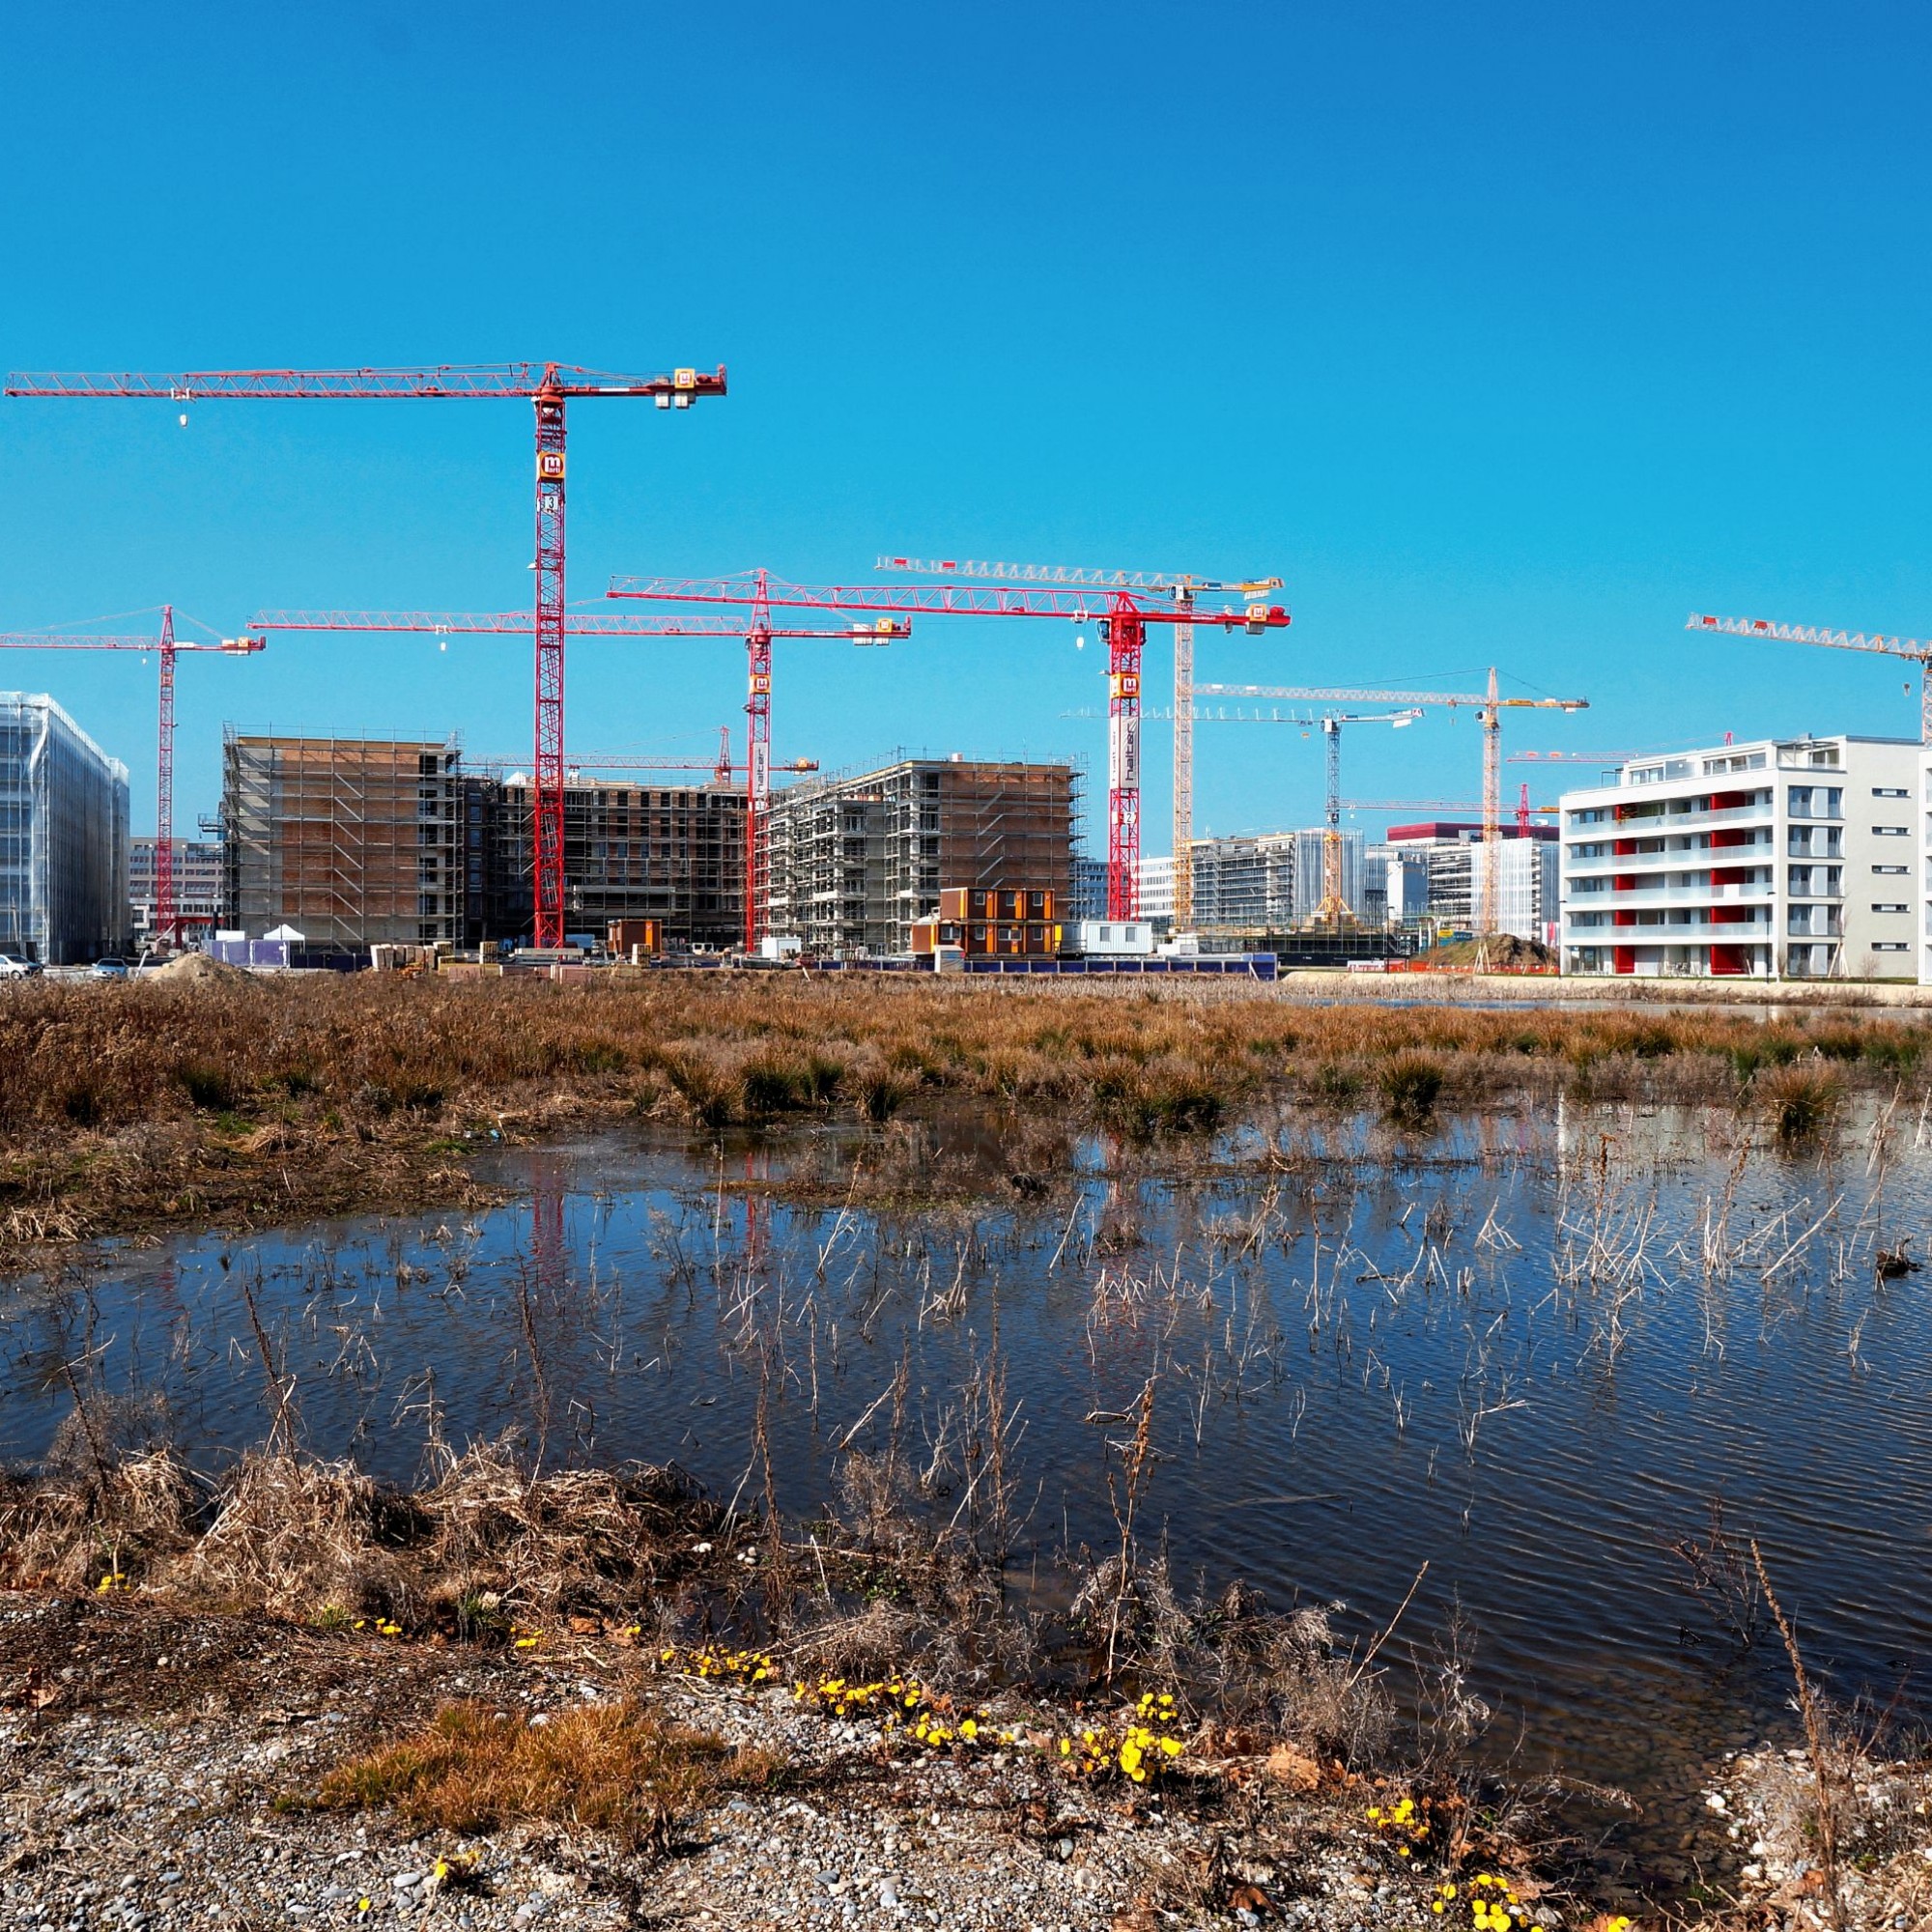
[608,569,1290,919]
[0,609,264,946]
[603,570,911,944]
[5,362,727,947]
[249,605,895,947]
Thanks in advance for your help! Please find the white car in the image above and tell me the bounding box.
[0,953,43,980]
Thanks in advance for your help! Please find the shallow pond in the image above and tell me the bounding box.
[6,1094,1931,1898]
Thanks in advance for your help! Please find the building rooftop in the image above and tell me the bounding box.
[1385,820,1558,842]
[0,691,131,782]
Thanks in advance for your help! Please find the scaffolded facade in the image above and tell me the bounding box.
[477,780,745,949]
[763,757,1076,957]
[0,694,129,964]
[221,733,462,947]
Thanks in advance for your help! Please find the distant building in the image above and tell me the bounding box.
[221,733,463,949]
[1135,853,1174,932]
[129,838,223,943]
[1183,835,1293,929]
[1157,830,1365,933]
[1561,734,1918,980]
[0,693,129,964]
[763,757,1076,957]
[1385,820,1558,940]
[1291,827,1365,923]
[1068,853,1108,923]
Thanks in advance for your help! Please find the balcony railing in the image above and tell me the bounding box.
[1564,912,1773,934]
[1566,884,1773,909]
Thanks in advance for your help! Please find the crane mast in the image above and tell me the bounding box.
[6,361,727,948]
[1171,586,1195,929]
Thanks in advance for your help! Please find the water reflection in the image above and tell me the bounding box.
[5,1096,1930,1893]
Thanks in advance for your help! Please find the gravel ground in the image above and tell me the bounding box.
[0,1592,1520,1932]
[1708,1745,1932,1930]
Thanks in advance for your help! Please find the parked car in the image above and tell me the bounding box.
[0,953,43,980]
[90,956,129,980]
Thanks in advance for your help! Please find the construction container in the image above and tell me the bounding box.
[608,918,662,958]
[938,886,1056,923]
[932,944,966,974]
[1075,920,1155,957]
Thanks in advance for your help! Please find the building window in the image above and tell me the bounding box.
[1875,826,1909,837]
[1873,903,1909,914]
[1873,941,1910,952]
[1874,786,1910,798]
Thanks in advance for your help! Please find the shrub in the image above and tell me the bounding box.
[662,1051,737,1129]
[853,1065,910,1123]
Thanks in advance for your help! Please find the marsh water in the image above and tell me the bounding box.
[7,1094,1932,1895]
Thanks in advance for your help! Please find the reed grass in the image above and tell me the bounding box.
[2,973,1926,1250]
[0,1437,723,1626]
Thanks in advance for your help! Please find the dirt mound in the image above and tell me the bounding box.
[1425,933,1556,972]
[147,952,250,984]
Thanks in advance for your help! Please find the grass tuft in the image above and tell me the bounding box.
[313,1698,784,1847]
[1378,1052,1444,1124]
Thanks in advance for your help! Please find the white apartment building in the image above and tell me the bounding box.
[1920,749,1932,987]
[1560,734,1919,980]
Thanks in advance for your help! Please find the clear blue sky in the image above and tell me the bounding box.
[3,0,1928,845]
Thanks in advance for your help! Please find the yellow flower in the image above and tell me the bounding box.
[959,1719,978,1740]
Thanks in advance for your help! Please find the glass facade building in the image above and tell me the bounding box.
[0,693,131,964]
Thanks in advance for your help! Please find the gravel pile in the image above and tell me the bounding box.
[0,1591,1502,1931]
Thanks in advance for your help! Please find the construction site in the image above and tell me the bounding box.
[3,371,1930,987]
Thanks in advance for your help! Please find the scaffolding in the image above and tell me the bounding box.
[221,732,461,947]
[762,756,1078,957]
[480,778,745,949]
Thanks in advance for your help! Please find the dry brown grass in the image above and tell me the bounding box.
[312,1698,784,1847]
[0,1440,723,1627]
[1,973,1926,1250]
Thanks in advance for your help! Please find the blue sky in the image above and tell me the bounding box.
[3,0,1928,844]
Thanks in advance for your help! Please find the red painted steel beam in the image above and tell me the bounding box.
[611,574,1288,628]
[249,609,903,640]
[4,364,727,402]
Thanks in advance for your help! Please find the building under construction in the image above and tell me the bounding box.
[762,756,1077,957]
[472,776,743,950]
[221,734,746,951]
[221,733,463,949]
